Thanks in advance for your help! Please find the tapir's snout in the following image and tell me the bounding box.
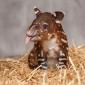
[25,25,41,44]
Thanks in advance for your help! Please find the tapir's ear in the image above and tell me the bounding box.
[54,11,64,21]
[33,6,41,17]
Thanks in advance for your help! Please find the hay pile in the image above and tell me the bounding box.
[0,44,85,85]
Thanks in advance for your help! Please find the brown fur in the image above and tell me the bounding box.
[26,8,68,69]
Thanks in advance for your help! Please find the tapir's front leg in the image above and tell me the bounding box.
[56,49,68,69]
[28,48,38,69]
[34,42,48,69]
[37,50,48,69]
[28,42,48,69]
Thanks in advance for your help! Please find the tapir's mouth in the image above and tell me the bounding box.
[25,36,33,44]
[26,34,37,38]
[25,34,37,44]
[25,29,40,44]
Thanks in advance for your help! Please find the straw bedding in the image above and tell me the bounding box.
[0,44,85,85]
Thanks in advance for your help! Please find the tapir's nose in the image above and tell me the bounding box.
[25,27,38,44]
[26,28,37,37]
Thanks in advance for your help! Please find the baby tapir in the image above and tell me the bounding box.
[26,7,69,69]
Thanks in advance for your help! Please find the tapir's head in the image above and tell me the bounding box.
[25,7,64,44]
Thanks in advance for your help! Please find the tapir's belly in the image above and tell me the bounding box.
[43,38,60,68]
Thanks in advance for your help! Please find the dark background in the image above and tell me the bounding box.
[0,0,85,56]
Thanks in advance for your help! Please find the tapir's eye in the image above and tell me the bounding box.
[43,23,48,29]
